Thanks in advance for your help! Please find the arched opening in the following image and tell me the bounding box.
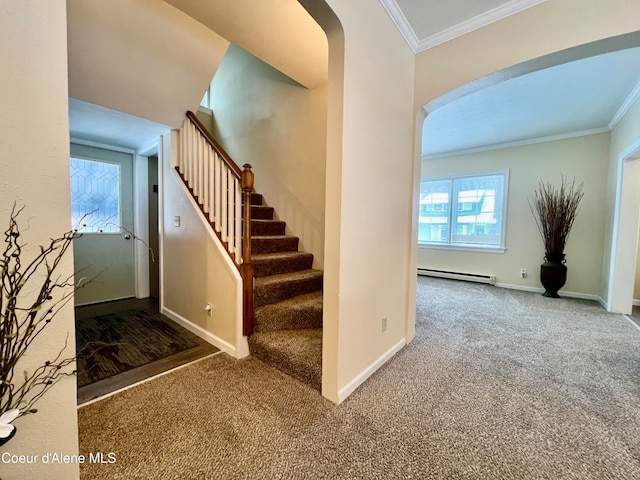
[418,32,640,309]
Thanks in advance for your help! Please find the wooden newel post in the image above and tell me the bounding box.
[241,163,254,336]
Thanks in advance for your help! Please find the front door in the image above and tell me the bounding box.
[70,143,135,305]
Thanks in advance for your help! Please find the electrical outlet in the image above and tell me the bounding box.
[520,268,527,278]
[174,215,181,227]
[381,316,387,332]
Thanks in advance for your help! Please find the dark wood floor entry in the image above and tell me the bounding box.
[76,297,219,405]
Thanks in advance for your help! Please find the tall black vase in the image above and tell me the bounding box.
[540,253,567,298]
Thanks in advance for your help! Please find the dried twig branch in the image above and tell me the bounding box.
[529,175,584,256]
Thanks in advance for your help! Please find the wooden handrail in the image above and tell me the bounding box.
[186,110,243,178]
[179,111,255,336]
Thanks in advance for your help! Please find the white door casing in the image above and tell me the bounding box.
[608,141,640,314]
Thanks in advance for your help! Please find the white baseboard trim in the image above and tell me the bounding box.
[75,295,136,308]
[596,296,608,310]
[337,338,406,403]
[633,299,640,307]
[624,315,640,331]
[162,307,238,358]
[495,282,601,302]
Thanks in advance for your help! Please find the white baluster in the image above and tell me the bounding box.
[235,179,242,264]
[221,165,228,242]
[208,146,215,222]
[228,175,235,254]
[187,124,193,187]
[214,154,221,231]
[199,135,205,202]
[204,144,210,217]
[178,120,184,174]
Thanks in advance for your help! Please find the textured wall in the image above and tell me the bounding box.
[0,1,79,478]
[209,44,328,269]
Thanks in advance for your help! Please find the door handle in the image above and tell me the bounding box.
[124,234,132,240]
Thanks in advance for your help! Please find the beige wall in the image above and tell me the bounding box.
[420,133,611,297]
[160,134,246,358]
[0,2,79,479]
[303,0,416,402]
[209,44,328,269]
[605,95,640,304]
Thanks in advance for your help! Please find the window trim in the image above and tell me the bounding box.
[418,169,509,252]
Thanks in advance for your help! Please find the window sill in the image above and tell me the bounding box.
[419,243,506,254]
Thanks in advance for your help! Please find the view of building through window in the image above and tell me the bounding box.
[419,172,507,249]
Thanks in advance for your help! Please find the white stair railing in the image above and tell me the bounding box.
[176,112,255,335]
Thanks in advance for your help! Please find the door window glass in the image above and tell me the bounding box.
[70,157,121,232]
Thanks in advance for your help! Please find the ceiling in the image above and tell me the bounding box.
[422,46,640,158]
[381,0,548,52]
[377,0,640,158]
[69,99,170,153]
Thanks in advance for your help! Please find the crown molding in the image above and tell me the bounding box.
[381,0,548,54]
[608,79,640,130]
[422,127,609,160]
[379,0,420,52]
[416,0,548,52]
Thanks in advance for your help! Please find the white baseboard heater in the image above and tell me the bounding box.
[418,268,496,286]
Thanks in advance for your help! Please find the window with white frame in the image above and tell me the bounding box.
[419,171,508,250]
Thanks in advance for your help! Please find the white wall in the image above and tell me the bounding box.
[163,0,328,89]
[209,44,328,268]
[301,0,416,403]
[605,95,640,308]
[419,133,611,297]
[637,211,640,303]
[0,2,79,479]
[160,134,246,358]
[67,0,229,128]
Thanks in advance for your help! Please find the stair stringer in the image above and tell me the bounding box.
[161,141,249,358]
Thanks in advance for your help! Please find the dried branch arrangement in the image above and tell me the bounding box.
[529,176,584,256]
[0,205,79,440]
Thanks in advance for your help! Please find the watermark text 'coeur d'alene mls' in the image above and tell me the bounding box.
[1,451,116,464]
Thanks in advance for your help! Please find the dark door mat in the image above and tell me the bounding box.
[76,307,200,387]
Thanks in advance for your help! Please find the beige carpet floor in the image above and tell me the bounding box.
[78,277,640,479]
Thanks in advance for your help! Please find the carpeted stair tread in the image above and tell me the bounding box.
[253,251,314,277]
[249,205,274,220]
[248,328,322,391]
[251,219,286,236]
[254,269,323,307]
[252,235,299,255]
[254,291,323,332]
[242,192,262,205]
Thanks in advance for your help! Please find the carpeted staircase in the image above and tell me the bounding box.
[247,192,323,391]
